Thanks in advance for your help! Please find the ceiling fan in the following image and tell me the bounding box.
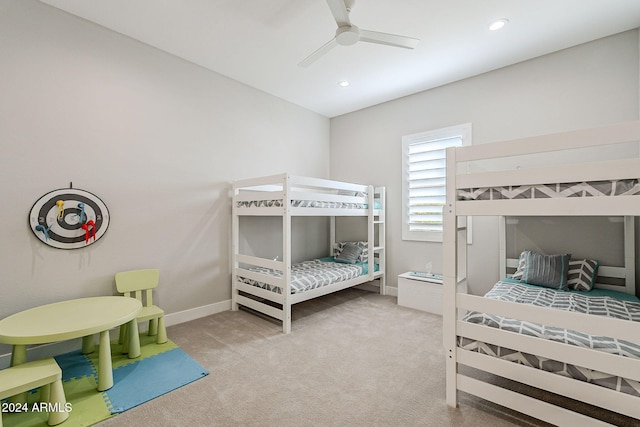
[299,0,419,67]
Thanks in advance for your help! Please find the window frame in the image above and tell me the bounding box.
[401,123,472,242]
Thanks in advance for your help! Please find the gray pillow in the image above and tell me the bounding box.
[334,242,363,264]
[511,251,527,281]
[516,250,571,290]
[567,259,599,292]
[334,241,368,262]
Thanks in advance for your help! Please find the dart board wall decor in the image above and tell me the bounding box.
[29,187,110,249]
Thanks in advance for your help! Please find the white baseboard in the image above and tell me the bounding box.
[0,299,232,369]
[164,299,231,327]
[354,280,398,297]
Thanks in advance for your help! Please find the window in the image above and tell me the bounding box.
[402,123,471,242]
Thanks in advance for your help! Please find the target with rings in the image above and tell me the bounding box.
[29,188,110,249]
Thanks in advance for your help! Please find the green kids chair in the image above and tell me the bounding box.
[115,269,168,346]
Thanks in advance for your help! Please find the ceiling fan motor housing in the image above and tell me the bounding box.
[336,25,360,46]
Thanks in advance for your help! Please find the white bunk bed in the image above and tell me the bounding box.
[443,120,640,425]
[231,173,386,334]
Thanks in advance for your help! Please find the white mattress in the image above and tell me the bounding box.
[236,199,367,209]
[458,178,640,201]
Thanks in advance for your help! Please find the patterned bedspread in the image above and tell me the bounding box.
[236,200,366,209]
[458,178,640,201]
[460,281,640,396]
[238,259,364,294]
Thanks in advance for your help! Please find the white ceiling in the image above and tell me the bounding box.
[40,0,640,118]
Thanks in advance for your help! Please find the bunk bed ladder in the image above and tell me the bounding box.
[373,186,386,294]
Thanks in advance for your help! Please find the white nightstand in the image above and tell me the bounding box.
[397,272,445,314]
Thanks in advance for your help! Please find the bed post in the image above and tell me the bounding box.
[231,182,239,311]
[377,186,386,295]
[283,174,293,334]
[499,216,507,279]
[623,216,636,295]
[367,185,375,283]
[330,217,336,259]
[443,146,458,407]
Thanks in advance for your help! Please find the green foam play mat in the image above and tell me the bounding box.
[2,335,208,426]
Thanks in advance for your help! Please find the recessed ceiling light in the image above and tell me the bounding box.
[489,18,509,31]
[338,80,350,87]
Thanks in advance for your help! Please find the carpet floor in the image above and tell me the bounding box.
[94,288,634,426]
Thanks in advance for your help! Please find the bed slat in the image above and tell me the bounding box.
[456,196,640,217]
[457,375,615,426]
[289,275,374,304]
[236,254,284,271]
[235,294,283,321]
[457,158,640,189]
[235,268,285,289]
[458,348,640,419]
[234,190,286,202]
[235,281,283,304]
[289,175,368,192]
[457,293,640,344]
[458,321,640,383]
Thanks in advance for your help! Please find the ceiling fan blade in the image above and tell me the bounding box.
[298,38,339,67]
[326,0,351,27]
[358,29,419,49]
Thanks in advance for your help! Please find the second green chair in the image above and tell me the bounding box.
[115,269,167,346]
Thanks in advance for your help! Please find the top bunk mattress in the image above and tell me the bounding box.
[458,178,640,201]
[232,174,384,214]
[449,121,640,206]
[237,199,371,209]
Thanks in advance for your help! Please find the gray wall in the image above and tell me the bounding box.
[0,0,330,352]
[1,1,639,363]
[330,30,640,295]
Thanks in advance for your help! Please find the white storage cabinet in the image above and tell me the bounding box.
[397,272,444,315]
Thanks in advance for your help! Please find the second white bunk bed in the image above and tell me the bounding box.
[231,173,385,334]
[443,120,640,425]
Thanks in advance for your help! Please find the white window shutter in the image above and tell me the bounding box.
[402,124,471,242]
[407,137,460,233]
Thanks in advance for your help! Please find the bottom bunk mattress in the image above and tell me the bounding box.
[238,257,376,295]
[459,280,640,396]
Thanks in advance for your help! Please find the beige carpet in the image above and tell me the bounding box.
[96,288,631,426]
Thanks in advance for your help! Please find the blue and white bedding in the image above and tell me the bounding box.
[238,259,372,295]
[459,280,640,396]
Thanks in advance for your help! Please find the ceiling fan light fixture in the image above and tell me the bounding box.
[489,18,509,31]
